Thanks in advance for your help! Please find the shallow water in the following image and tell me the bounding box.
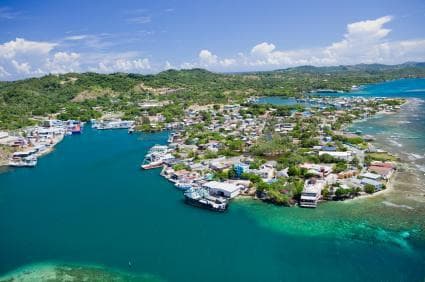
[1,79,425,281]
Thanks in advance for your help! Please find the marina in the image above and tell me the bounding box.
[91,119,135,130]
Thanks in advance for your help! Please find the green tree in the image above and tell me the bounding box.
[364,184,376,194]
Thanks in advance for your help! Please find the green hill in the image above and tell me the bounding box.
[0,63,424,129]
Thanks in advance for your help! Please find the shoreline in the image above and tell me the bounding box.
[344,171,397,202]
[343,98,424,205]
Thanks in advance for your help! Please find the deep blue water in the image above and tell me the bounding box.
[1,79,425,281]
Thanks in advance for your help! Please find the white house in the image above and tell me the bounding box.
[300,179,325,208]
[203,181,240,198]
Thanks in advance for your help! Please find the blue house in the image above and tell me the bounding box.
[234,163,250,178]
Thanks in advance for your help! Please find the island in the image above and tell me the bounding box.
[1,63,422,211]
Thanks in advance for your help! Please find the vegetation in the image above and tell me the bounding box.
[364,184,376,194]
[172,163,190,171]
[1,63,425,129]
[366,152,397,162]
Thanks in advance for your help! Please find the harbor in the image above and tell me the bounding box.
[0,120,82,168]
[1,121,424,282]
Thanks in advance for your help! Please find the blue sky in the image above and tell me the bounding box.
[0,0,425,80]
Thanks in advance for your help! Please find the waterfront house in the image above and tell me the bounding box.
[361,178,383,191]
[300,179,325,208]
[203,181,240,198]
[360,172,382,181]
[169,170,200,183]
[368,165,394,180]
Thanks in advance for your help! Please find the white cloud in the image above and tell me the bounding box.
[0,66,10,77]
[180,62,196,69]
[64,35,89,41]
[199,49,218,65]
[197,49,237,68]
[220,58,236,67]
[251,42,276,57]
[191,15,425,70]
[0,38,56,59]
[164,61,174,69]
[94,58,151,73]
[11,60,31,74]
[345,16,392,41]
[45,52,80,74]
[1,15,424,80]
[0,37,152,79]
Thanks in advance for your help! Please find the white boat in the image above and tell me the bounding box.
[9,155,37,167]
[95,119,135,130]
[141,160,163,170]
[141,146,173,170]
[175,182,193,191]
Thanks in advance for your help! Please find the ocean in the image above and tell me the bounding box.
[1,79,425,281]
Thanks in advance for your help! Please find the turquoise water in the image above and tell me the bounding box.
[1,79,425,281]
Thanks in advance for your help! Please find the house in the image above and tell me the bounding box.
[361,178,383,191]
[169,170,200,183]
[368,165,394,180]
[234,163,250,177]
[360,172,382,181]
[206,140,221,152]
[300,163,332,177]
[368,161,395,180]
[300,179,325,208]
[209,157,232,171]
[203,181,240,198]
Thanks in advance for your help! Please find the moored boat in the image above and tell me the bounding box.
[141,160,164,170]
[175,181,193,191]
[9,153,37,167]
[141,146,173,170]
[184,188,228,212]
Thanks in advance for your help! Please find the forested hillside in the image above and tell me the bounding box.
[1,63,424,129]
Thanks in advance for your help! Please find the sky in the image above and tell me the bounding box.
[0,0,425,80]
